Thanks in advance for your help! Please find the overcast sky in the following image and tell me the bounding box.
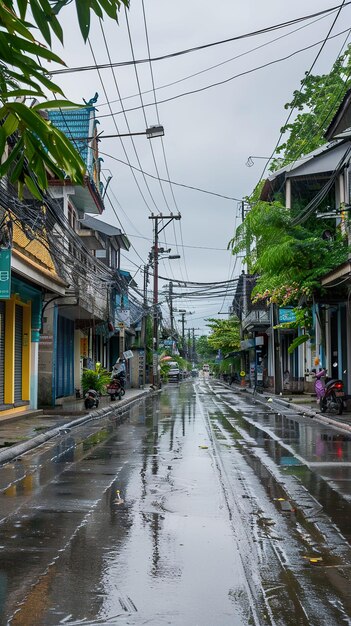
[50,0,351,335]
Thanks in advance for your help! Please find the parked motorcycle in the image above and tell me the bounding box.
[114,371,126,395]
[106,371,126,401]
[313,369,345,415]
[84,389,100,410]
[106,378,123,401]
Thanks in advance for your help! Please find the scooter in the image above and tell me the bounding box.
[114,371,126,395]
[84,389,100,410]
[106,378,123,401]
[313,369,345,415]
[106,371,126,401]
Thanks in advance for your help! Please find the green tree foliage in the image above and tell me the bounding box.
[229,194,348,305]
[195,335,216,362]
[0,0,129,196]
[271,45,351,170]
[206,317,241,354]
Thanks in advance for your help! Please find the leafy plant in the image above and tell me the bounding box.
[0,0,129,196]
[270,44,351,171]
[206,317,241,354]
[228,194,349,306]
[81,362,111,394]
[287,334,310,354]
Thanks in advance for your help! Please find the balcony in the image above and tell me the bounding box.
[76,227,105,250]
[242,308,269,332]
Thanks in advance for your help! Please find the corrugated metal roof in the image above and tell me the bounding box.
[261,139,351,200]
[48,107,93,171]
[80,215,122,236]
[80,215,131,250]
[266,140,343,180]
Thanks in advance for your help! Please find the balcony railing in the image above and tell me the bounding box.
[242,308,269,331]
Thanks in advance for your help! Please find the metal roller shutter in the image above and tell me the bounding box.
[0,301,5,405]
[14,304,23,402]
[56,315,74,398]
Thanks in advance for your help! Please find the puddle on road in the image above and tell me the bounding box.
[210,406,351,544]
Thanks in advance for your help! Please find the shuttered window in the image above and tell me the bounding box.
[0,301,5,406]
[14,304,23,402]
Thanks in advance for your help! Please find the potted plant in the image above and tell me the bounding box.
[81,362,111,395]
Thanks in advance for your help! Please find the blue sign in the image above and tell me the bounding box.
[0,248,11,299]
[279,308,296,323]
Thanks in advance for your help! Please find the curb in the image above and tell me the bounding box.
[0,389,151,466]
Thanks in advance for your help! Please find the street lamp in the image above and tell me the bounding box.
[146,125,165,139]
[92,125,165,141]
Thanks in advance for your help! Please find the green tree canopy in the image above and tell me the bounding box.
[229,193,348,305]
[0,0,129,196]
[271,44,351,171]
[229,45,351,307]
[195,335,216,362]
[206,317,241,354]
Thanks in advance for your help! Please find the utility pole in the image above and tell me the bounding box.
[169,281,174,335]
[141,265,149,386]
[177,311,194,358]
[179,311,186,357]
[188,328,199,361]
[149,213,181,386]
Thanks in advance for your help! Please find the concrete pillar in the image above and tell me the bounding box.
[285,178,292,209]
[30,341,39,409]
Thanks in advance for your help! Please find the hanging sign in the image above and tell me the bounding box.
[123,350,134,360]
[279,307,296,323]
[80,337,88,358]
[0,248,11,299]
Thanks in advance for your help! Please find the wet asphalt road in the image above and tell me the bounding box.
[0,380,351,625]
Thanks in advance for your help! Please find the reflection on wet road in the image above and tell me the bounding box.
[0,381,350,625]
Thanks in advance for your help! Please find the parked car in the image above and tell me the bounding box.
[168,361,180,382]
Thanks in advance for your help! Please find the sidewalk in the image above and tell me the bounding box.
[233,383,351,434]
[0,387,152,465]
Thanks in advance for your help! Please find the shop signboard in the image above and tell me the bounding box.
[0,248,11,299]
[279,308,296,323]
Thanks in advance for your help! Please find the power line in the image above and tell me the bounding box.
[124,232,229,250]
[95,10,333,109]
[95,26,351,120]
[50,3,351,76]
[88,35,157,215]
[140,0,191,290]
[124,5,171,214]
[259,0,348,181]
[97,149,240,200]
